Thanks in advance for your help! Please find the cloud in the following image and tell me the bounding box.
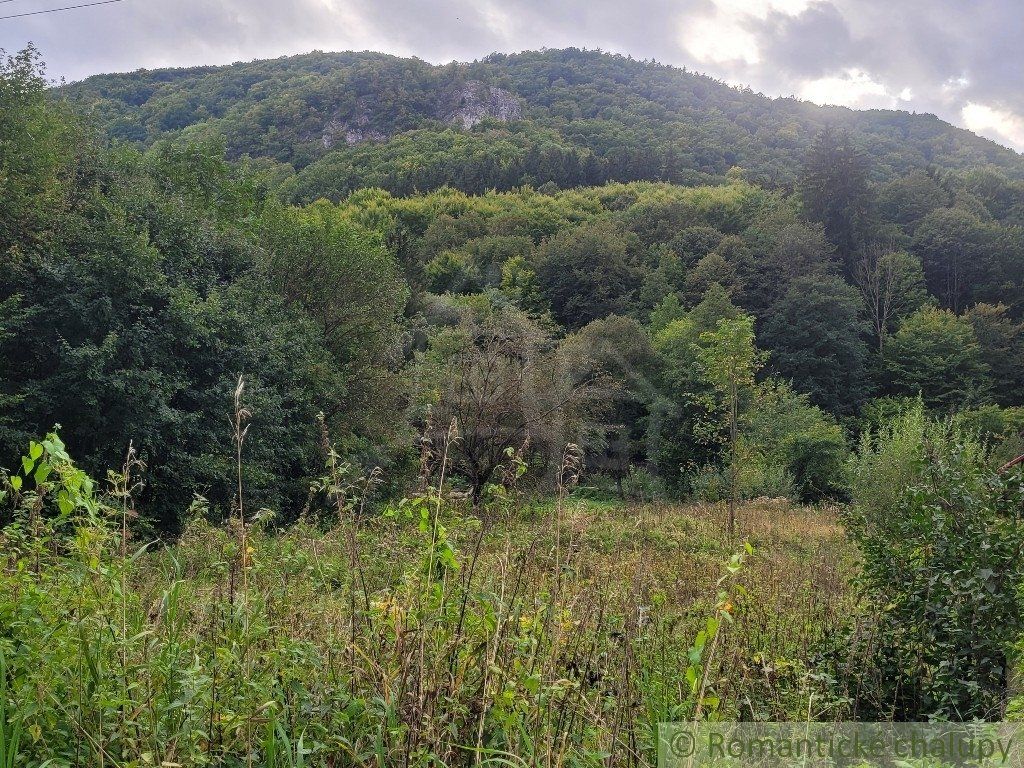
[0,0,1021,151]
[962,102,1024,151]
[799,68,913,110]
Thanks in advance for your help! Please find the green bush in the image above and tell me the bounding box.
[955,405,1024,467]
[839,406,1024,719]
[620,466,666,502]
[689,464,728,503]
[736,456,796,501]
[746,381,851,503]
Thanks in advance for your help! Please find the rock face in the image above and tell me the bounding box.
[441,81,522,129]
[322,97,390,149]
[320,80,523,148]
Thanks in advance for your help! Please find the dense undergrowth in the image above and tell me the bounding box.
[0,429,853,767]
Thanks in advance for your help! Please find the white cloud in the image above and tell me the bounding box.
[475,1,517,42]
[714,0,812,19]
[941,75,970,94]
[682,14,762,64]
[680,0,810,65]
[962,102,1024,152]
[799,68,912,109]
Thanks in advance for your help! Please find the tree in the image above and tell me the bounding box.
[667,226,725,266]
[875,170,950,232]
[964,303,1024,406]
[562,315,662,494]
[695,314,764,532]
[500,255,549,316]
[910,206,999,313]
[745,380,850,502]
[649,293,686,335]
[852,247,929,352]
[762,275,870,416]
[1,136,350,531]
[0,45,78,257]
[258,200,409,440]
[535,219,642,328]
[799,127,872,263]
[683,253,739,305]
[418,302,593,504]
[884,307,991,411]
[742,215,837,315]
[637,248,687,310]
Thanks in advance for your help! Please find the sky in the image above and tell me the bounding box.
[2,0,1023,152]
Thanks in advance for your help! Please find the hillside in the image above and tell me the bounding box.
[8,33,1024,762]
[61,48,1024,201]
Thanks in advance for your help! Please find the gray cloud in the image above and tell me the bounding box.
[754,3,856,80]
[1,0,1021,150]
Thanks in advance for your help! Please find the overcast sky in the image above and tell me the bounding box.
[2,0,1023,151]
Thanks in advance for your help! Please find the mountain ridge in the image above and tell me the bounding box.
[60,47,1024,200]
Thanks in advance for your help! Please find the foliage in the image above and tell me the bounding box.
[841,409,1024,719]
[762,274,870,416]
[746,381,850,503]
[562,315,661,488]
[883,306,992,410]
[799,126,871,261]
[0,54,410,532]
[965,303,1024,406]
[619,465,665,502]
[534,219,642,328]
[414,299,592,502]
[0,431,852,765]
[852,247,930,352]
[61,48,1024,198]
[258,200,409,440]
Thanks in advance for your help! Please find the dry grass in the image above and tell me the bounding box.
[3,493,857,767]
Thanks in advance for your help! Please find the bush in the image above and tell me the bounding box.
[846,402,929,521]
[955,405,1024,468]
[838,406,1024,719]
[781,423,850,502]
[736,456,795,501]
[746,381,850,503]
[573,471,621,501]
[689,464,728,503]
[620,466,665,502]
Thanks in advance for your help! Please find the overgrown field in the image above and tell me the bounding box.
[5,406,1024,766]
[2,468,854,766]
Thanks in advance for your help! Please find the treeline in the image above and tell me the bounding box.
[63,48,1024,199]
[4,47,1024,533]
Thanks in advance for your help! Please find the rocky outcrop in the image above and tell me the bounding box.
[319,80,523,148]
[441,81,522,129]
[321,97,389,149]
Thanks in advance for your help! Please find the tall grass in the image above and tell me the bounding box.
[0,429,852,766]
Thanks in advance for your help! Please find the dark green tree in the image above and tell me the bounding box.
[799,127,872,264]
[964,303,1024,407]
[535,219,642,328]
[883,307,992,410]
[762,275,870,416]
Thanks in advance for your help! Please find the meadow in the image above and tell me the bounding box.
[1,436,855,767]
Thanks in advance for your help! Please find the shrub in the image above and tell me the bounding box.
[620,466,665,502]
[839,407,1024,719]
[736,456,795,501]
[746,381,851,503]
[690,464,728,503]
[781,422,850,502]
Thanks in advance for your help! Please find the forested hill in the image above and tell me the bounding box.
[61,48,1024,201]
